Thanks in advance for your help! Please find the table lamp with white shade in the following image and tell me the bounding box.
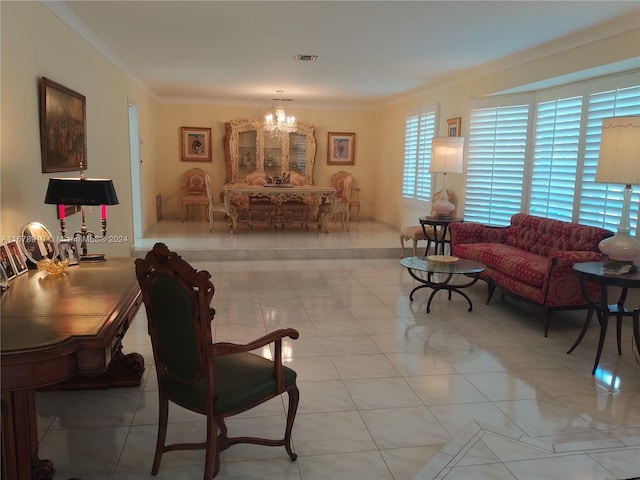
[430,137,464,219]
[595,116,640,265]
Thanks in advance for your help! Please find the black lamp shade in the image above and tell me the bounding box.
[44,178,119,206]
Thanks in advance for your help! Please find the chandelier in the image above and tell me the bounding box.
[264,90,296,136]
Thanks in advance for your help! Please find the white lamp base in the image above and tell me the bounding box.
[598,233,640,263]
[432,199,455,219]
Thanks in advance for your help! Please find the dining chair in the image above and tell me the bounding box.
[135,243,300,479]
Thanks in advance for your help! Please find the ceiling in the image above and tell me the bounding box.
[46,1,640,109]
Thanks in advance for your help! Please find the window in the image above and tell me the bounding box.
[402,108,437,207]
[465,104,529,225]
[530,96,582,221]
[578,85,640,233]
[465,72,640,232]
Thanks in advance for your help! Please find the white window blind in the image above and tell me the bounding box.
[529,96,582,221]
[465,105,529,225]
[402,111,436,203]
[578,85,640,234]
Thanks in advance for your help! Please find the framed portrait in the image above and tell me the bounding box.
[58,239,80,266]
[40,77,87,173]
[0,263,9,291]
[18,222,58,265]
[447,117,461,137]
[6,241,28,275]
[0,244,17,281]
[181,127,212,162]
[327,132,355,165]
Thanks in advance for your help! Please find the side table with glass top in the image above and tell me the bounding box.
[568,261,640,374]
[401,256,486,313]
[418,216,463,256]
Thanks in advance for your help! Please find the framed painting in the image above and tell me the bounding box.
[327,132,355,165]
[0,263,9,291]
[40,77,87,173]
[181,127,212,162]
[447,117,461,137]
[0,244,17,281]
[6,241,28,275]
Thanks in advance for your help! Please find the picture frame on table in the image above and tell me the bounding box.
[0,244,17,281]
[181,127,212,162]
[39,77,87,173]
[6,240,28,275]
[447,117,461,137]
[327,132,355,165]
[0,263,9,291]
[18,221,58,266]
[58,239,80,266]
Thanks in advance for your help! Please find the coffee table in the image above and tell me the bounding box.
[401,256,486,313]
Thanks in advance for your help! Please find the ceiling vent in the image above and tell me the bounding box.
[296,54,318,62]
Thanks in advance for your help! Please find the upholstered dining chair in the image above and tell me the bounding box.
[349,186,361,222]
[181,168,211,223]
[135,243,300,479]
[330,170,354,230]
[203,172,230,232]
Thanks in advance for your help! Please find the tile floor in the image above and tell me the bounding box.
[35,220,640,479]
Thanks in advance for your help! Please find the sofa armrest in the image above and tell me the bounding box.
[449,222,509,245]
[543,250,607,308]
[550,250,606,267]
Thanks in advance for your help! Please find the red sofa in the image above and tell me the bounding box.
[449,213,614,336]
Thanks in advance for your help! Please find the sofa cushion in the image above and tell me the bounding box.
[453,243,548,288]
[503,213,611,256]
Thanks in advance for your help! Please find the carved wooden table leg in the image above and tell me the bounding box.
[318,203,332,233]
[2,389,55,480]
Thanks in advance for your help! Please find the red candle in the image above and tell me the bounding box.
[58,204,66,220]
[101,205,107,220]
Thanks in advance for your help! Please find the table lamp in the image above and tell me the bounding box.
[44,174,119,261]
[595,116,640,265]
[430,137,464,218]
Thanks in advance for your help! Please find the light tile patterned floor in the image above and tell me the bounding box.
[35,220,640,479]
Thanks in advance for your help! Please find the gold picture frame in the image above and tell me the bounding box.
[39,77,87,173]
[447,117,461,137]
[181,127,212,162]
[327,132,355,165]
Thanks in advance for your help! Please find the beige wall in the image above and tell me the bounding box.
[1,1,639,255]
[1,2,158,256]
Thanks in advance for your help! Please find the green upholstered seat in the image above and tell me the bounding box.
[161,352,297,414]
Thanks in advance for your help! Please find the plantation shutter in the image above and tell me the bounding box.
[402,111,436,202]
[578,85,640,235]
[402,115,419,198]
[465,104,529,225]
[529,96,582,221]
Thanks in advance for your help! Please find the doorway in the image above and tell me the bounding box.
[128,104,142,240]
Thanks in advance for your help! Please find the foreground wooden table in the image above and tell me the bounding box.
[1,258,144,480]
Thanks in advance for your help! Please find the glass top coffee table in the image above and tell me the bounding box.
[400,255,486,313]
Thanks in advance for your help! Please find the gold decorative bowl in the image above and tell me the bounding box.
[37,258,70,276]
